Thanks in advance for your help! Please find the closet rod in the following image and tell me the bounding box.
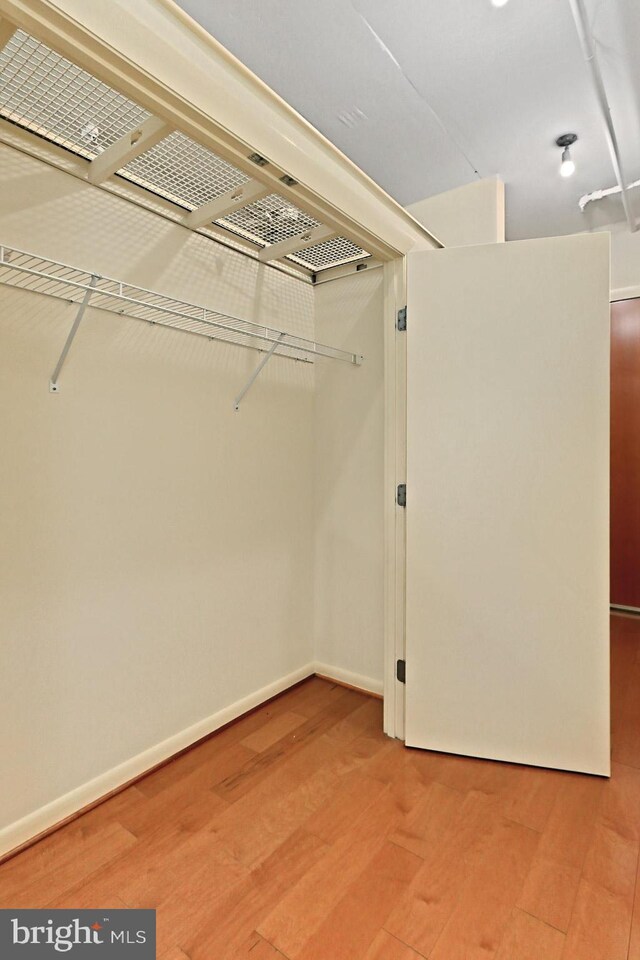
[0,246,364,369]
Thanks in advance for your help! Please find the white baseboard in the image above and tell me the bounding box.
[0,662,315,860]
[611,285,640,302]
[313,661,383,697]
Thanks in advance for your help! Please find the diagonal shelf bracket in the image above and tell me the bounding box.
[234,333,286,411]
[49,274,99,392]
[0,244,364,402]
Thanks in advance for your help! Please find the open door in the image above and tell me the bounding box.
[405,233,610,775]
[611,297,640,611]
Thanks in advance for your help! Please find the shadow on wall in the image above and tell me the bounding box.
[0,144,315,340]
[0,285,315,408]
[314,271,384,509]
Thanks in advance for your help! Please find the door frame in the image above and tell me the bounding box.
[383,256,407,739]
[610,291,640,615]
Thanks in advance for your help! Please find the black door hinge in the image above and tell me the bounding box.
[396,483,406,508]
[397,306,407,331]
[396,659,406,683]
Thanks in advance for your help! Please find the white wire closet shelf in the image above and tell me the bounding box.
[0,30,372,275]
[0,245,364,371]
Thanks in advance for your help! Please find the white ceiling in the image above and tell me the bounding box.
[175,0,640,240]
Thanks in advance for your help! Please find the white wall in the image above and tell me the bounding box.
[407,178,505,248]
[311,178,507,695]
[313,270,385,693]
[594,220,640,299]
[0,145,316,847]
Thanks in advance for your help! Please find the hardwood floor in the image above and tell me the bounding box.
[2,614,640,959]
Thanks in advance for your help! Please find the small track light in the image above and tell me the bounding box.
[556,133,578,178]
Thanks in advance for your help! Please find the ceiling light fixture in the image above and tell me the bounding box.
[556,133,578,177]
[491,0,510,7]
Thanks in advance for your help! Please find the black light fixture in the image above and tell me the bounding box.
[556,133,578,178]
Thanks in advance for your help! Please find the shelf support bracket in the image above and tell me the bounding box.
[185,179,270,230]
[234,332,285,411]
[257,225,337,263]
[49,275,99,392]
[88,116,172,185]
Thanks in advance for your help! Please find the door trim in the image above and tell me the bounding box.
[383,257,407,739]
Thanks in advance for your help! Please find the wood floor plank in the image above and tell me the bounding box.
[60,786,148,835]
[432,752,517,798]
[209,701,388,870]
[298,842,423,960]
[241,932,288,958]
[612,628,640,770]
[48,812,220,911]
[119,829,247,909]
[323,696,384,744]
[48,887,131,911]
[304,772,388,845]
[184,828,329,960]
[561,809,639,960]
[389,779,464,860]
[503,766,565,833]
[561,878,635,960]
[0,823,137,909]
[611,616,640,766]
[363,739,432,816]
[118,772,231,838]
[581,822,639,897]
[209,733,361,867]
[4,632,640,960]
[257,783,418,958]
[517,856,582,935]
[135,685,330,801]
[275,676,358,719]
[518,770,605,931]
[629,852,640,960]
[495,909,565,960]
[429,817,539,960]
[152,870,246,955]
[600,762,640,842]
[158,948,191,960]
[240,711,308,753]
[0,787,142,895]
[212,689,362,804]
[385,790,502,957]
[364,929,427,960]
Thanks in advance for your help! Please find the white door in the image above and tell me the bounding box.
[405,233,610,775]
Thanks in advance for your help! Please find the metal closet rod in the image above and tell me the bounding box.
[0,244,364,405]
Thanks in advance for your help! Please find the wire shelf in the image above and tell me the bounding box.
[290,236,369,271]
[120,131,250,210]
[218,193,321,247]
[0,31,372,272]
[0,30,150,159]
[0,245,363,365]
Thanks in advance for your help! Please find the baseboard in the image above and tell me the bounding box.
[611,285,640,303]
[0,662,315,861]
[313,661,383,698]
[611,604,640,616]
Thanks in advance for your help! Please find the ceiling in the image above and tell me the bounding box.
[174,0,640,241]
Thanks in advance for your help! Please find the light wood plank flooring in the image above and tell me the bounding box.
[2,614,640,959]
